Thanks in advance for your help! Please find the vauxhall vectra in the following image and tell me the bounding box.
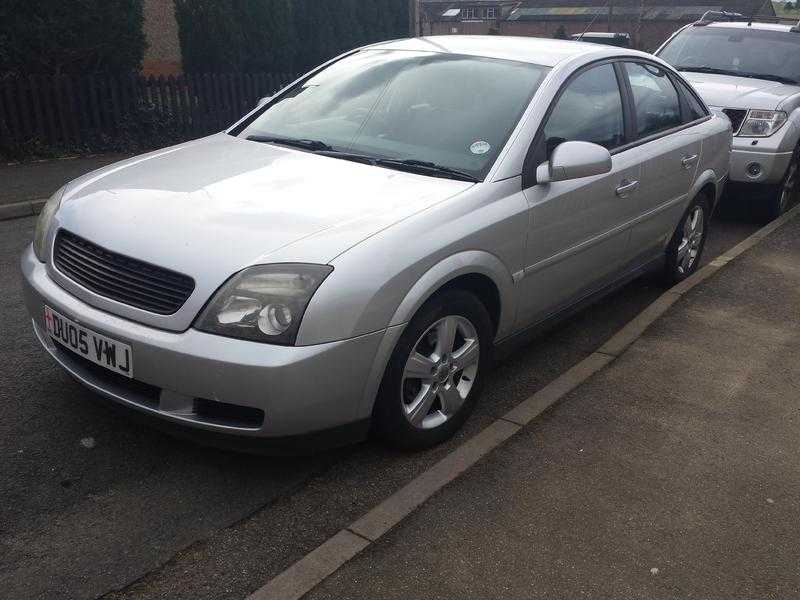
[22,36,731,451]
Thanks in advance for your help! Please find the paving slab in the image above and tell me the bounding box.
[306,216,800,600]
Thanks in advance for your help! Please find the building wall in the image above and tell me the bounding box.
[142,0,183,75]
[430,20,496,35]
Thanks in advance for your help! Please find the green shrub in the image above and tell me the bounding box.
[176,0,410,74]
[0,0,146,76]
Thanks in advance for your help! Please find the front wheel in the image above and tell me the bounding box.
[373,289,493,450]
[663,195,710,285]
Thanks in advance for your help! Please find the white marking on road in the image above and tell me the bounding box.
[650,567,659,575]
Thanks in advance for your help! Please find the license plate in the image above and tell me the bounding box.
[44,306,133,378]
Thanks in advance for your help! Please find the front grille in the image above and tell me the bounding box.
[52,343,161,408]
[723,108,748,134]
[54,229,195,315]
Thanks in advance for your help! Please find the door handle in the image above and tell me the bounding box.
[681,154,699,169]
[615,179,640,198]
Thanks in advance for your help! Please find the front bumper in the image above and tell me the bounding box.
[21,246,390,445]
[729,144,792,185]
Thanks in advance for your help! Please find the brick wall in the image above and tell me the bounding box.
[142,0,183,75]
[430,21,496,35]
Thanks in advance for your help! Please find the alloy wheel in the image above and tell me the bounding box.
[779,160,798,215]
[401,315,480,430]
[676,205,704,275]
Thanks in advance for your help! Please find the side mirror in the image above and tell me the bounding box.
[536,141,612,184]
[256,95,274,108]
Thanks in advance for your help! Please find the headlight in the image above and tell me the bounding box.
[195,264,333,345]
[33,187,65,262]
[738,110,788,137]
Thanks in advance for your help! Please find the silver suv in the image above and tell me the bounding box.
[658,13,800,219]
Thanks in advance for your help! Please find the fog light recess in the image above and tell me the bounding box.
[746,162,763,179]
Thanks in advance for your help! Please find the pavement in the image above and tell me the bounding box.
[0,152,793,600]
[304,213,800,600]
[0,155,130,209]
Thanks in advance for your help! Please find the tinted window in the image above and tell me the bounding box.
[658,26,800,85]
[543,63,624,156]
[237,50,548,180]
[626,62,682,138]
[677,80,707,122]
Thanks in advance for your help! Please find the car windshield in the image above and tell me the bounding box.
[658,26,800,84]
[233,49,549,180]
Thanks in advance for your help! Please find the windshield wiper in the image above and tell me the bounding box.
[734,72,799,85]
[372,158,480,183]
[675,66,739,76]
[246,139,479,182]
[246,135,333,152]
[675,66,799,85]
[314,150,381,166]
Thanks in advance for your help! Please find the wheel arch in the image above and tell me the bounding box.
[357,251,517,420]
[388,250,516,341]
[690,168,720,213]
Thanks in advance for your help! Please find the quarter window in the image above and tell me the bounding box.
[677,79,708,123]
[625,62,682,138]
[543,63,625,157]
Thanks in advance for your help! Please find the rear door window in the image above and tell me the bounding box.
[625,62,682,138]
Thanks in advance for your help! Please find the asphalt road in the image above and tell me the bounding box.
[0,208,760,600]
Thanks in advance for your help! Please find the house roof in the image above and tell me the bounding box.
[507,0,775,22]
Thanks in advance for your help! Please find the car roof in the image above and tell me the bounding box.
[704,21,799,33]
[366,35,647,67]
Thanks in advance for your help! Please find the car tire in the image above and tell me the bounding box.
[760,147,800,222]
[373,289,493,450]
[663,194,710,285]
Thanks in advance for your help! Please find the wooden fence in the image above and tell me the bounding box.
[0,73,299,151]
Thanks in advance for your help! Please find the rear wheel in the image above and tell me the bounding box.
[664,195,710,285]
[373,289,492,450]
[761,150,799,221]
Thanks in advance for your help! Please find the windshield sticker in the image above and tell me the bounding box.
[470,140,491,155]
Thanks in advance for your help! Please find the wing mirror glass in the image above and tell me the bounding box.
[536,141,613,184]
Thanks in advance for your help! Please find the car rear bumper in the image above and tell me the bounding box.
[729,147,792,185]
[21,245,389,446]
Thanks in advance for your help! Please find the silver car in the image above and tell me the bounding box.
[22,37,730,451]
[658,15,800,219]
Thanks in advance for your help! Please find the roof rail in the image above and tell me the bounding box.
[694,10,746,25]
[695,10,800,30]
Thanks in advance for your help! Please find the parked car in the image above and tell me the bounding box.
[22,36,730,452]
[657,13,800,219]
[571,32,631,48]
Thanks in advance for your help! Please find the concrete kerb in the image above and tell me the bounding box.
[0,199,46,222]
[244,203,800,600]
[0,199,45,221]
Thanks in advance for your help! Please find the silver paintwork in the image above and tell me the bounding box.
[22,36,730,441]
[657,21,800,185]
